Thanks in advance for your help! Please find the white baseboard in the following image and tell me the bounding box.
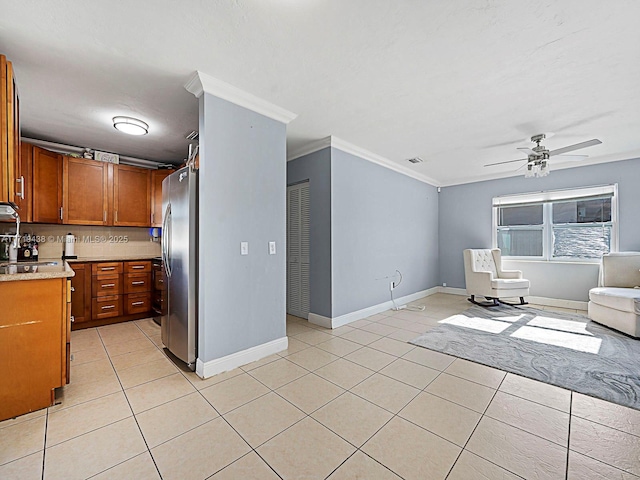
[439,287,467,296]
[436,286,588,310]
[310,287,440,329]
[308,313,332,328]
[526,296,588,311]
[195,336,288,379]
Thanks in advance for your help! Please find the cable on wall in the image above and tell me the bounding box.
[390,270,426,312]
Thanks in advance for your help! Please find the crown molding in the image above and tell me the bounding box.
[287,137,332,161]
[184,71,297,125]
[287,135,439,186]
[329,136,439,186]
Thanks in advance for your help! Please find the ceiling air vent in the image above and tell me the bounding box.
[407,157,424,164]
[185,130,199,141]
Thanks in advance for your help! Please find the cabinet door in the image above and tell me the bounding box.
[14,142,32,222]
[32,146,63,223]
[113,164,151,227]
[0,55,9,201]
[150,169,173,227]
[70,263,91,325]
[63,156,108,225]
[6,61,19,204]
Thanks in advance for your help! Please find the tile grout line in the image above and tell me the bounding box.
[95,321,165,479]
[40,408,49,480]
[190,376,287,479]
[565,391,572,479]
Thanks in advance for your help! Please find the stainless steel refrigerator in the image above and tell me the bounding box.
[161,165,198,370]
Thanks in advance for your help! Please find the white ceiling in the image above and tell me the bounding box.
[1,1,640,185]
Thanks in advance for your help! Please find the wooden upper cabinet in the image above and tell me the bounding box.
[14,142,32,222]
[151,169,173,227]
[63,156,108,225]
[1,54,20,203]
[113,164,150,227]
[32,146,63,223]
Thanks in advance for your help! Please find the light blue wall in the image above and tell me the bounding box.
[198,93,287,363]
[439,157,640,301]
[286,148,332,318]
[331,148,440,317]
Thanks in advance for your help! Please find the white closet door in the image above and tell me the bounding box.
[287,182,310,319]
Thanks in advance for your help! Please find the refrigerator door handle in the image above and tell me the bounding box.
[166,204,173,278]
[162,203,172,278]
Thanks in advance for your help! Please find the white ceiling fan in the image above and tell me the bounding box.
[485,134,602,177]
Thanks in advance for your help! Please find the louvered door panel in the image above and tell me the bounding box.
[287,183,310,319]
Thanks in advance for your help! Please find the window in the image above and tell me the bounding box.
[493,185,618,261]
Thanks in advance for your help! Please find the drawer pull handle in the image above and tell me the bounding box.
[132,281,145,285]
[132,265,145,269]
[101,267,116,271]
[102,283,115,288]
[131,301,144,306]
[101,305,115,310]
[159,279,164,283]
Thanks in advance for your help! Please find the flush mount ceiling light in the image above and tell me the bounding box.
[113,116,149,135]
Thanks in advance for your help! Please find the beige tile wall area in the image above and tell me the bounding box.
[18,224,161,260]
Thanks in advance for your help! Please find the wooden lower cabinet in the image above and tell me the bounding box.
[70,259,155,330]
[70,262,91,325]
[0,277,71,421]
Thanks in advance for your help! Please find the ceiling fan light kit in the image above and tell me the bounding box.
[524,159,550,178]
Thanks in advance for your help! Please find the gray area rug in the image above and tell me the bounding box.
[410,304,640,410]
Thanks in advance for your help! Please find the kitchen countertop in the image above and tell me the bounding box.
[0,259,75,282]
[65,255,160,263]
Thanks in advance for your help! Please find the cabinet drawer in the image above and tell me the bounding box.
[124,273,151,294]
[125,293,151,315]
[92,275,122,297]
[92,295,122,320]
[124,261,151,273]
[92,262,123,275]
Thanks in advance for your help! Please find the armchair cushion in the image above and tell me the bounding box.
[589,287,640,315]
[491,278,530,290]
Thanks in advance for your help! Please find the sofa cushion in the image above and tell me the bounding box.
[589,287,640,315]
[491,278,530,290]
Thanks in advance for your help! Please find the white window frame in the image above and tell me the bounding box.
[492,184,619,263]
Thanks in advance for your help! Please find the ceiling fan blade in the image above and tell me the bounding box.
[555,154,588,161]
[549,139,602,156]
[517,147,539,156]
[485,158,527,167]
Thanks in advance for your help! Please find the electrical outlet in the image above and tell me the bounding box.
[269,241,276,255]
[241,242,249,255]
[389,281,395,291]
[443,282,447,287]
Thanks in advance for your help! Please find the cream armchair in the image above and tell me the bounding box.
[588,252,640,337]
[463,248,530,307]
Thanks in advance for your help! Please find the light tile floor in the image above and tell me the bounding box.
[1,294,638,479]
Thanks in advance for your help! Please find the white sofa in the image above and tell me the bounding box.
[588,252,640,338]
[463,248,530,307]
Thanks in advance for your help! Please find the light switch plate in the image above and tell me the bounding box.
[269,241,276,255]
[241,242,249,255]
